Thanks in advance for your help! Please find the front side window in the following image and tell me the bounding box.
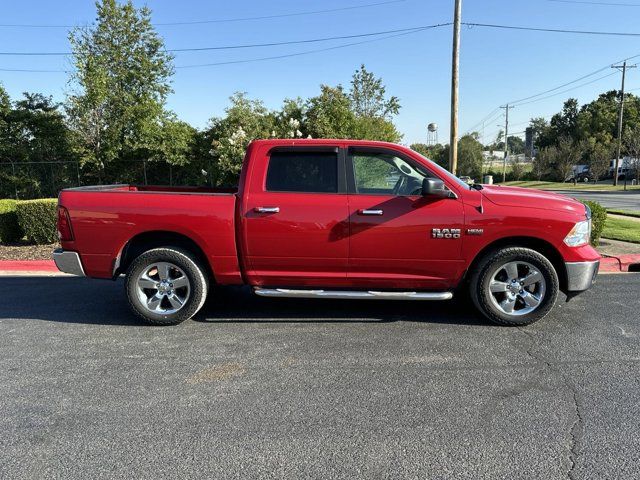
[352,153,429,196]
[266,151,338,193]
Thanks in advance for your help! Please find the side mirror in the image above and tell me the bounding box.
[422,178,450,198]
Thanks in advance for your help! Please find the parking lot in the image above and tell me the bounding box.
[1,274,640,479]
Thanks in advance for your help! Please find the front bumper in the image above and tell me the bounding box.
[565,260,599,292]
[53,248,85,276]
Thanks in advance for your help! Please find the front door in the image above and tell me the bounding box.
[242,146,350,287]
[346,148,465,290]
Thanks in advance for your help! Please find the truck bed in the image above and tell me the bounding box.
[58,184,242,283]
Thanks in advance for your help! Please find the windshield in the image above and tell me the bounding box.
[412,151,471,190]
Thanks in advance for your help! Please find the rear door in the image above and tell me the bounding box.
[241,146,350,287]
[346,147,465,290]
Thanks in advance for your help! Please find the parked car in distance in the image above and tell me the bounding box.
[565,170,593,183]
[54,139,600,326]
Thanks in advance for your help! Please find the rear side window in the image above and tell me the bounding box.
[266,151,338,193]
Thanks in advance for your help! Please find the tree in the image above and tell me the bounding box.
[624,126,640,184]
[351,116,402,143]
[510,155,525,181]
[0,90,78,198]
[305,65,403,140]
[587,141,611,183]
[552,136,584,182]
[67,0,175,173]
[550,98,580,141]
[349,64,400,119]
[529,117,552,150]
[494,136,524,155]
[208,92,275,185]
[507,136,525,155]
[532,147,553,181]
[152,117,196,167]
[457,134,484,179]
[410,143,447,168]
[305,85,355,139]
[272,98,307,139]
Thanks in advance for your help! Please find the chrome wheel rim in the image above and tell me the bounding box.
[135,262,191,315]
[488,260,546,316]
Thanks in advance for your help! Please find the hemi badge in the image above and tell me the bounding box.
[466,228,484,236]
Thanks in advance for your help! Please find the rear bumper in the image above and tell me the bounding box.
[53,248,85,276]
[565,260,599,292]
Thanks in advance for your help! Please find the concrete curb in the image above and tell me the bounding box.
[600,254,640,273]
[0,260,58,273]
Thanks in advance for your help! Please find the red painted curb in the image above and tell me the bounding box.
[600,257,622,273]
[600,254,640,273]
[0,260,58,272]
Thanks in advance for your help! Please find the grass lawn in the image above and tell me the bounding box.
[501,181,640,191]
[602,216,640,244]
[607,209,640,218]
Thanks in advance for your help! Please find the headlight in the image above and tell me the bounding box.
[564,219,591,247]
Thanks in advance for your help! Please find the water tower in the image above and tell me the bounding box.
[427,123,438,145]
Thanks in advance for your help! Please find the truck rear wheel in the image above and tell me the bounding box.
[469,247,559,326]
[125,247,208,325]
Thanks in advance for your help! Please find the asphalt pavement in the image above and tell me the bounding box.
[551,189,640,210]
[1,274,640,479]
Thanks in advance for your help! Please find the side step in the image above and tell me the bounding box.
[254,288,453,301]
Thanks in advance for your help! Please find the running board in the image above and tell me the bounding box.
[254,288,453,301]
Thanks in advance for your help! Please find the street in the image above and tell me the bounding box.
[1,274,640,479]
[552,190,640,210]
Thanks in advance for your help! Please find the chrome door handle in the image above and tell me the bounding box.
[359,209,383,216]
[254,206,280,213]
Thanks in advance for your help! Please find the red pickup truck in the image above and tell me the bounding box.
[54,139,600,326]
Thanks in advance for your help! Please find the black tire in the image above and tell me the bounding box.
[125,247,208,325]
[469,247,559,326]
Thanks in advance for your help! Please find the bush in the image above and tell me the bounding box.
[0,199,24,243]
[582,200,607,246]
[15,199,58,244]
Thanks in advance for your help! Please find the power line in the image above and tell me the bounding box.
[0,24,448,56]
[507,66,609,104]
[465,51,640,130]
[508,53,640,105]
[512,71,620,106]
[6,20,640,57]
[464,107,501,134]
[0,0,407,28]
[176,26,442,69]
[463,22,640,37]
[0,25,444,73]
[464,109,504,136]
[548,0,640,6]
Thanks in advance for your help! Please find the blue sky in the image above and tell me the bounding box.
[1,0,640,145]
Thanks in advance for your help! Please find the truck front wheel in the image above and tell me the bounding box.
[125,247,208,325]
[469,247,559,326]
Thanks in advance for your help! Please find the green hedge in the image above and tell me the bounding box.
[0,199,24,243]
[583,200,607,246]
[15,199,58,244]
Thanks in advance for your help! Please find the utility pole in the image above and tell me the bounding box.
[501,104,513,183]
[612,61,636,187]
[449,0,462,175]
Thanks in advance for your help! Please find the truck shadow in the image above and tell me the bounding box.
[198,286,489,326]
[0,277,489,327]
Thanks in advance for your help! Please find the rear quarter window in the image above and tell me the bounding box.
[266,151,338,193]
